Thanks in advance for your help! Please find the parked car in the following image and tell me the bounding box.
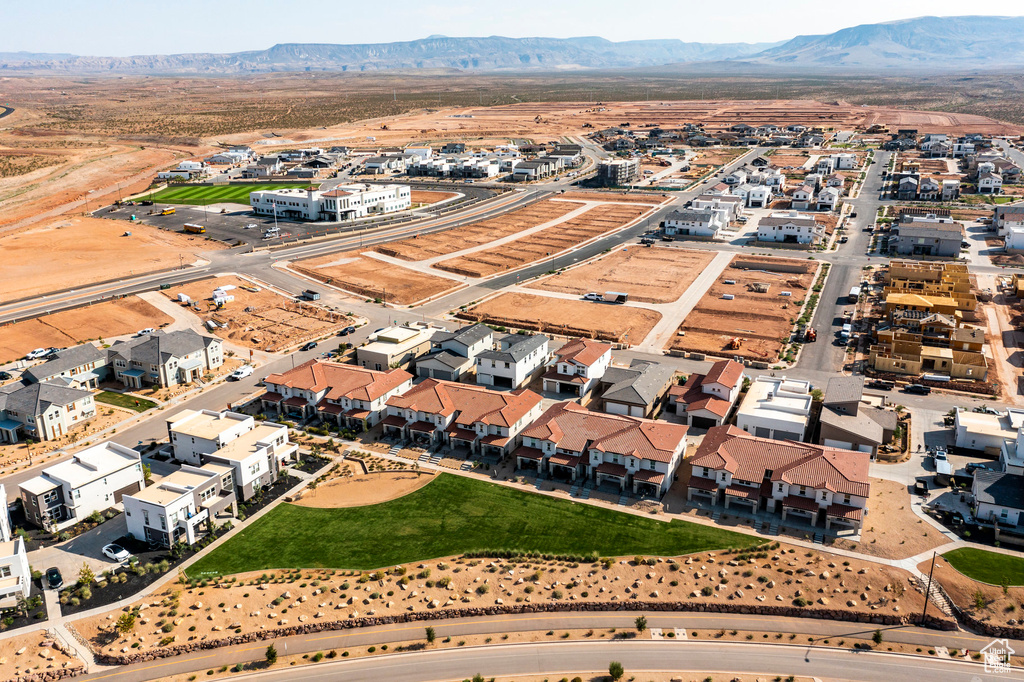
[338,326,356,336]
[25,348,49,360]
[229,365,254,381]
[244,223,257,229]
[300,341,318,351]
[972,405,1000,415]
[839,236,849,243]
[46,567,63,590]
[136,328,155,337]
[933,446,948,462]
[904,384,931,395]
[0,372,11,381]
[866,379,894,391]
[102,544,131,562]
[582,293,602,301]
[966,462,993,475]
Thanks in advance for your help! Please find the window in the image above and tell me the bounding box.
[798,485,807,496]
[777,483,784,492]
[159,515,166,530]
[821,491,827,500]
[843,494,851,504]
[143,510,149,525]
[43,490,59,505]
[0,566,10,579]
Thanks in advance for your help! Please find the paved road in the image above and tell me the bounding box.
[72,611,1017,682]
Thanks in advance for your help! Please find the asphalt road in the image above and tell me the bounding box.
[71,610,1018,682]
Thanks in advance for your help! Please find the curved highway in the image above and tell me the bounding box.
[73,611,1015,682]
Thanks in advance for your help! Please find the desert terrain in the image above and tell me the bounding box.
[529,247,717,304]
[291,254,460,305]
[0,297,172,363]
[668,256,817,361]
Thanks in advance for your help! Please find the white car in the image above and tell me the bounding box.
[25,348,49,360]
[244,223,257,229]
[102,544,131,562]
[229,365,254,381]
[582,293,602,301]
[136,328,155,337]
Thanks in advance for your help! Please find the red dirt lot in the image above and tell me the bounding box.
[373,199,581,261]
[0,297,172,363]
[293,253,459,305]
[459,292,661,343]
[668,256,817,361]
[433,203,646,278]
[410,190,457,205]
[529,246,716,304]
[560,191,667,204]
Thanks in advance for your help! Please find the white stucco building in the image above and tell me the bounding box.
[735,376,813,442]
[250,183,411,222]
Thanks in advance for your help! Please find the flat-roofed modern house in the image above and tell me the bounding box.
[261,359,412,429]
[19,442,144,530]
[735,376,813,442]
[0,381,96,444]
[0,484,29,605]
[21,343,108,389]
[383,379,543,458]
[356,325,440,372]
[203,423,294,501]
[123,464,237,548]
[475,334,550,389]
[954,407,1024,454]
[687,425,870,532]
[166,409,256,466]
[108,330,223,389]
[513,402,688,497]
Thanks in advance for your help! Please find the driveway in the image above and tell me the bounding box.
[27,514,129,583]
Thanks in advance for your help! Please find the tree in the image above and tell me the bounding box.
[78,562,95,587]
[634,615,647,634]
[265,644,278,666]
[116,612,136,636]
[810,388,824,402]
[425,626,436,644]
[872,629,883,645]
[608,661,624,681]
[472,675,485,682]
[142,463,152,482]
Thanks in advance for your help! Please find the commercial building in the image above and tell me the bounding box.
[249,183,411,222]
[596,159,640,187]
[19,442,144,530]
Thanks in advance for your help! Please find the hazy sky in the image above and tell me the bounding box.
[3,1,1022,56]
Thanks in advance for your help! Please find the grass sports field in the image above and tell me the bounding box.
[188,474,752,575]
[943,547,1024,586]
[140,183,316,205]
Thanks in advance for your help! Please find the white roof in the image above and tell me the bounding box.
[958,410,1020,439]
[736,376,812,426]
[38,442,140,489]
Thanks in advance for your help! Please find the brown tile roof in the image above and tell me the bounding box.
[826,502,863,520]
[521,402,687,463]
[385,378,542,428]
[703,360,744,389]
[632,469,665,485]
[668,373,731,418]
[689,425,869,497]
[687,475,718,491]
[514,446,544,461]
[265,359,411,403]
[596,461,628,477]
[782,494,819,512]
[554,338,611,368]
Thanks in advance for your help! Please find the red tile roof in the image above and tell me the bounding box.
[261,392,284,403]
[632,469,665,485]
[703,360,744,390]
[687,475,719,491]
[826,503,863,520]
[264,359,411,403]
[542,368,587,384]
[447,427,478,442]
[523,402,687,463]
[782,494,819,512]
[554,338,611,368]
[725,483,761,500]
[549,452,582,468]
[408,420,435,433]
[316,401,344,415]
[691,426,869,497]
[514,446,544,461]
[667,368,737,419]
[596,461,628,477]
[381,415,407,428]
[386,379,542,428]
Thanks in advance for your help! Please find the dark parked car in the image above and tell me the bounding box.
[966,462,993,475]
[904,384,932,395]
[46,567,63,590]
[338,326,356,336]
[300,341,318,351]
[866,379,894,391]
[0,371,11,381]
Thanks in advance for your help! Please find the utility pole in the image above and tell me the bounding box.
[921,551,937,623]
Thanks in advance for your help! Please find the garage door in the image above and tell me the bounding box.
[418,367,432,378]
[774,430,802,441]
[824,438,854,450]
[691,416,718,430]
[755,427,771,438]
[433,370,454,382]
[492,375,514,388]
[113,481,142,504]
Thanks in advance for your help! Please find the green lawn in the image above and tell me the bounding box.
[188,473,753,576]
[944,548,1024,586]
[94,391,157,413]
[140,183,316,206]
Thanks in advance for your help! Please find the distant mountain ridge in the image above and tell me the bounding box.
[3,16,1024,75]
[740,15,1024,70]
[0,36,778,74]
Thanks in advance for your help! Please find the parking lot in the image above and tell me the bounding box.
[97,182,496,246]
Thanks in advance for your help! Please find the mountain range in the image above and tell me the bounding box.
[1,16,1021,75]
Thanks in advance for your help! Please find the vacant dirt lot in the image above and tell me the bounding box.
[560,191,666,205]
[831,478,947,560]
[668,256,817,361]
[529,247,716,304]
[292,253,459,305]
[0,297,172,363]
[293,472,435,508]
[164,276,351,352]
[770,152,812,168]
[460,292,660,343]
[434,204,647,278]
[374,199,581,261]
[0,217,221,302]
[410,190,457,205]
[692,148,747,167]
